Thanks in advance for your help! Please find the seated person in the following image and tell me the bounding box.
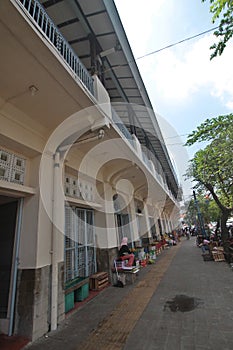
[118,237,135,267]
[201,239,210,253]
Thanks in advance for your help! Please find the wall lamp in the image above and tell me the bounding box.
[29,85,38,96]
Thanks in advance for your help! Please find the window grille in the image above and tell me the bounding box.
[0,149,26,185]
[64,206,96,283]
[64,175,95,202]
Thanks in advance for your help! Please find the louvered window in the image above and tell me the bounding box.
[64,206,96,283]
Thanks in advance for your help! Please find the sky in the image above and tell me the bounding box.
[114,0,233,200]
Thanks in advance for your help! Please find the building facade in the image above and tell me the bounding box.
[0,0,180,341]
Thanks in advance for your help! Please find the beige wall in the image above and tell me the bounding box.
[0,99,48,157]
[0,59,179,273]
[1,111,179,271]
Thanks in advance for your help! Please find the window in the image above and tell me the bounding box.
[64,206,96,282]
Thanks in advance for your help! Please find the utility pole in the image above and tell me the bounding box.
[193,190,206,237]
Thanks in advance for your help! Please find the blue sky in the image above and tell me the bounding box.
[114,0,233,198]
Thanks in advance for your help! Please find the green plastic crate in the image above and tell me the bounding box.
[65,292,74,313]
[74,283,89,302]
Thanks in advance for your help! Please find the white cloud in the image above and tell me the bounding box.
[115,0,233,111]
[138,34,233,109]
[114,0,165,56]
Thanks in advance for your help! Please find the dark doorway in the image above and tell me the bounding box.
[157,218,162,236]
[0,198,18,319]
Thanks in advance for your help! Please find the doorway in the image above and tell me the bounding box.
[0,196,18,333]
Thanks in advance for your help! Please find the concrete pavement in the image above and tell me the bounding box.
[123,238,233,350]
[23,238,233,350]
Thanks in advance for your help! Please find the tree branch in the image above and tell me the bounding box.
[204,183,231,213]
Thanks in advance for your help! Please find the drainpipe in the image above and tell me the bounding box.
[8,198,24,336]
[51,151,60,331]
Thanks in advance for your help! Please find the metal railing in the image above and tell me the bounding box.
[112,109,135,148]
[111,109,177,201]
[17,0,94,94]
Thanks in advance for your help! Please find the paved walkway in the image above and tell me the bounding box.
[23,238,233,350]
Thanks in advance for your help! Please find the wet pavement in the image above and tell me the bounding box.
[163,294,204,313]
[2,237,233,350]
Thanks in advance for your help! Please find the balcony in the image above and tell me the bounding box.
[111,111,177,204]
[10,0,178,205]
[16,0,94,95]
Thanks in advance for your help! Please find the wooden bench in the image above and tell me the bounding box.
[64,277,89,295]
[64,277,90,312]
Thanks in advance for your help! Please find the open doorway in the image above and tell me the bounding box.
[113,194,133,248]
[0,196,18,333]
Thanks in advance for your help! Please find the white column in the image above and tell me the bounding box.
[51,152,64,331]
[142,202,151,238]
[128,198,139,243]
[96,182,117,249]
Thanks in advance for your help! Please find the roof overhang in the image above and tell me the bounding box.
[39,0,179,195]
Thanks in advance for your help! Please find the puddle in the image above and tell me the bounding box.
[164,294,203,312]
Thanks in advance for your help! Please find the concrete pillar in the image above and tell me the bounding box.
[95,182,117,250]
[141,202,151,239]
[128,198,139,242]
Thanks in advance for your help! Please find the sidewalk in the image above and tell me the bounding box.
[123,238,233,350]
[3,237,233,350]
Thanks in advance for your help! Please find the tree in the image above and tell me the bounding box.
[202,0,233,59]
[185,114,233,252]
[184,195,221,231]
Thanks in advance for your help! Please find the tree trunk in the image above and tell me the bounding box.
[220,209,230,260]
[214,219,220,236]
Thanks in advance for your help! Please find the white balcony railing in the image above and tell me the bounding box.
[14,0,177,203]
[111,111,177,203]
[16,0,94,95]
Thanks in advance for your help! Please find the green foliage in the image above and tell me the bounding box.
[207,197,222,221]
[184,199,196,225]
[185,114,233,217]
[185,195,221,226]
[202,0,233,59]
[185,114,233,245]
[186,113,233,144]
